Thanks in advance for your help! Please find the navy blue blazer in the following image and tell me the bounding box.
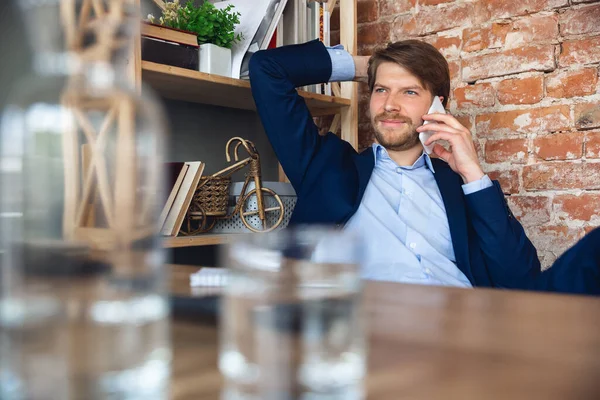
[249,39,598,294]
[531,227,600,295]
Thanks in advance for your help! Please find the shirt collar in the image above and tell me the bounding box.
[372,143,436,173]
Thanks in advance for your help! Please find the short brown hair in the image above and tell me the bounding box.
[368,40,451,108]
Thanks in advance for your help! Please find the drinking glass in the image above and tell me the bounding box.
[218,226,366,400]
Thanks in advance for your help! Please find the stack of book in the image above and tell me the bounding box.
[159,161,205,236]
[210,0,331,87]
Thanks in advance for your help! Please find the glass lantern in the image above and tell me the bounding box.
[0,0,171,398]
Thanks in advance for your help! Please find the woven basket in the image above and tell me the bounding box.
[193,176,231,216]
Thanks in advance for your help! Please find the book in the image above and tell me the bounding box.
[158,162,188,232]
[258,0,289,50]
[141,22,199,47]
[219,0,288,80]
[161,161,205,236]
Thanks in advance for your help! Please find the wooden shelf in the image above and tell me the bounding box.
[163,234,235,248]
[142,61,351,116]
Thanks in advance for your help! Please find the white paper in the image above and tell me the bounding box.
[214,0,272,79]
[258,0,288,50]
[190,267,229,287]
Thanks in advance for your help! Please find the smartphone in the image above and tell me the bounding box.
[419,96,446,155]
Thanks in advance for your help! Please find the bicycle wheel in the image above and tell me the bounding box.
[239,188,285,233]
[180,203,215,235]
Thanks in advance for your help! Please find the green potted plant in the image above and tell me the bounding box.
[149,0,242,77]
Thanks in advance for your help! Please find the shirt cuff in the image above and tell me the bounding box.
[462,174,493,195]
[326,45,355,82]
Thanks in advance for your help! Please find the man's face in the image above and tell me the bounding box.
[369,62,435,151]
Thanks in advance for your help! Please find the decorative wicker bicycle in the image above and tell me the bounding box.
[180,137,285,235]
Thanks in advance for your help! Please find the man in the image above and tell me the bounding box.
[249,39,595,293]
[535,227,600,294]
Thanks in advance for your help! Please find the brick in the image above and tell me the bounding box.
[476,105,571,137]
[379,0,416,15]
[535,132,584,162]
[507,196,551,227]
[560,3,600,36]
[357,44,375,56]
[398,2,487,36]
[534,132,584,160]
[454,83,495,109]
[546,68,598,98]
[553,193,600,222]
[462,45,555,82]
[575,101,600,129]
[504,14,559,49]
[462,23,510,52]
[528,225,584,262]
[473,139,484,160]
[523,162,600,190]
[560,37,600,67]
[419,0,455,5]
[487,169,520,194]
[357,2,378,24]
[455,115,473,132]
[425,32,462,59]
[536,250,557,271]
[484,0,568,20]
[485,138,528,164]
[359,21,391,46]
[448,60,461,88]
[585,131,600,159]
[497,75,544,105]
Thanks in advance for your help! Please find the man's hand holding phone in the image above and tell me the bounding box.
[417,98,485,184]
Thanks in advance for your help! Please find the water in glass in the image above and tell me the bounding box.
[219,227,366,400]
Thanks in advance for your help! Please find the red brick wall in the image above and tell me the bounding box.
[332,0,600,268]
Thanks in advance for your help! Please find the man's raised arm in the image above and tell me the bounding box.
[249,40,334,189]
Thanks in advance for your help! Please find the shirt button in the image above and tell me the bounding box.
[409,242,416,249]
[396,167,402,174]
[424,268,432,275]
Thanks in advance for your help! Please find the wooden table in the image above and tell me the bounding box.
[169,265,600,399]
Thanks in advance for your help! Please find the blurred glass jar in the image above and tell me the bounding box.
[219,226,367,400]
[0,1,170,399]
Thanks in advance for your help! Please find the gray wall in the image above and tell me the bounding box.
[157,98,279,182]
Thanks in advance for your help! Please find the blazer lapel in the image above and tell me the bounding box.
[431,158,474,284]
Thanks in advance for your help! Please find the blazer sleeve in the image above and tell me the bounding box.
[531,227,600,295]
[248,40,333,190]
[464,181,542,288]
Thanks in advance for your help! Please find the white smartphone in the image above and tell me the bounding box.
[419,96,446,155]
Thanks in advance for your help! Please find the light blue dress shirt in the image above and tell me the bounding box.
[325,46,492,287]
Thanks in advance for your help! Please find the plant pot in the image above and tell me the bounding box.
[199,44,232,78]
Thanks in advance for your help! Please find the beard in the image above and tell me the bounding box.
[371,112,420,151]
